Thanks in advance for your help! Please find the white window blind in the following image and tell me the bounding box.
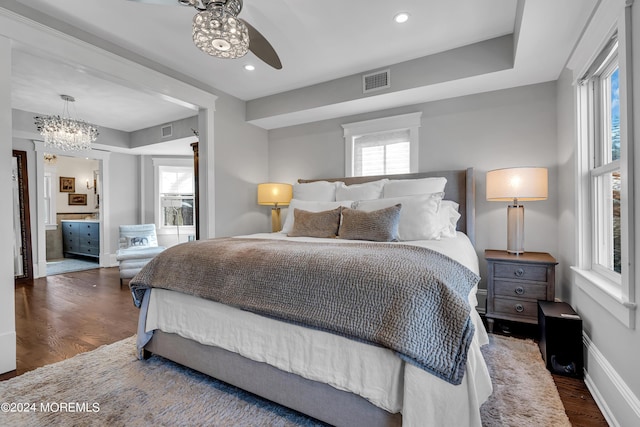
[160,166,193,195]
[342,112,421,177]
[354,130,411,176]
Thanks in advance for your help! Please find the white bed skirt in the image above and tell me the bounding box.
[140,232,492,426]
[144,288,491,426]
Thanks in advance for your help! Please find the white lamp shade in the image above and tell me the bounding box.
[257,183,293,206]
[486,167,548,202]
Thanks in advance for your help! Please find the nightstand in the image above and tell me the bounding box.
[484,250,557,333]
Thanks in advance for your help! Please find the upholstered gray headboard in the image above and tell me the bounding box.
[298,168,476,245]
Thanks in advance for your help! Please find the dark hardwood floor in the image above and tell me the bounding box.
[0,266,138,380]
[1,267,609,425]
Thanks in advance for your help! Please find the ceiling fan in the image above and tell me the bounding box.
[128,0,282,69]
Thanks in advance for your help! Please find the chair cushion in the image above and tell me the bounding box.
[116,246,166,261]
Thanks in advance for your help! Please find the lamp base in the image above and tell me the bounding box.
[507,205,524,254]
[271,207,282,233]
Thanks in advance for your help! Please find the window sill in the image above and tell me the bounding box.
[45,224,57,231]
[571,266,636,328]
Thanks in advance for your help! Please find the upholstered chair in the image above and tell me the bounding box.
[116,224,165,287]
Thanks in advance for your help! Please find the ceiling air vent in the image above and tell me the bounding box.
[363,69,390,93]
[161,124,173,138]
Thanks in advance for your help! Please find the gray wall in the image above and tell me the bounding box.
[131,116,198,149]
[106,151,140,255]
[556,68,576,305]
[268,82,560,294]
[214,91,270,236]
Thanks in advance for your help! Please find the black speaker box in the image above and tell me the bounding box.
[538,301,584,379]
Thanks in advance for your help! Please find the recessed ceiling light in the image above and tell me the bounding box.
[394,12,409,24]
[244,64,255,71]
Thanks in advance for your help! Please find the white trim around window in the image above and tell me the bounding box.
[342,112,421,177]
[570,0,636,328]
[152,158,195,238]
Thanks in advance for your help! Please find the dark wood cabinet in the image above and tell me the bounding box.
[62,220,100,258]
[485,250,557,333]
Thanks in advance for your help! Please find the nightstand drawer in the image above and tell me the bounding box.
[493,298,538,319]
[494,280,548,300]
[493,262,547,281]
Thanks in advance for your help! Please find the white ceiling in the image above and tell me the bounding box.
[6,0,597,134]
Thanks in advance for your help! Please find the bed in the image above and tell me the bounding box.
[130,168,492,427]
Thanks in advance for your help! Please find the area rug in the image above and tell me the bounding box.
[0,334,570,426]
[480,334,571,426]
[46,258,99,275]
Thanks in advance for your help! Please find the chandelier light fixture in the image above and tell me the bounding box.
[192,0,249,59]
[34,95,99,151]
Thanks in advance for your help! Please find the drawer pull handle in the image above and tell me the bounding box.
[515,304,524,313]
[515,286,525,295]
[515,268,525,277]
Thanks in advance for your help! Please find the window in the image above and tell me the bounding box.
[159,165,195,229]
[43,169,57,230]
[354,130,410,176]
[573,28,635,327]
[153,158,196,239]
[342,112,421,177]
[589,41,620,279]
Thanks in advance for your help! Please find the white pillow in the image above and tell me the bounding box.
[354,193,443,241]
[438,200,461,238]
[281,199,354,234]
[383,177,447,198]
[335,179,388,201]
[292,181,338,201]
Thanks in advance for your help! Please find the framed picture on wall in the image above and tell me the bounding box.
[68,193,87,206]
[60,177,75,193]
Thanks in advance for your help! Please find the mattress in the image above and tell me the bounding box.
[141,233,492,426]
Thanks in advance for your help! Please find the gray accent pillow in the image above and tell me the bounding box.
[288,207,342,238]
[338,204,401,242]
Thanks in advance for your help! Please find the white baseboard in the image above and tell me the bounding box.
[0,331,16,374]
[583,333,640,427]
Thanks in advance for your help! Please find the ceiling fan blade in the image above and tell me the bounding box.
[243,20,282,70]
[126,0,182,5]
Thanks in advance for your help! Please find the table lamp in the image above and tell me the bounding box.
[486,167,548,254]
[257,182,293,232]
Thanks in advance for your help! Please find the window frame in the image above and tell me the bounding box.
[152,158,196,238]
[572,18,636,328]
[43,166,57,231]
[342,112,421,177]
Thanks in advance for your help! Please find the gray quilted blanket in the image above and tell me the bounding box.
[130,237,479,385]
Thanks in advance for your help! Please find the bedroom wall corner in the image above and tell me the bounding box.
[214,92,270,237]
[0,34,16,374]
[107,152,140,258]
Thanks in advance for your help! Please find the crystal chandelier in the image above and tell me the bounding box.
[192,0,249,59]
[34,95,99,151]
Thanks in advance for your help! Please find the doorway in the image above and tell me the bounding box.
[44,154,100,276]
